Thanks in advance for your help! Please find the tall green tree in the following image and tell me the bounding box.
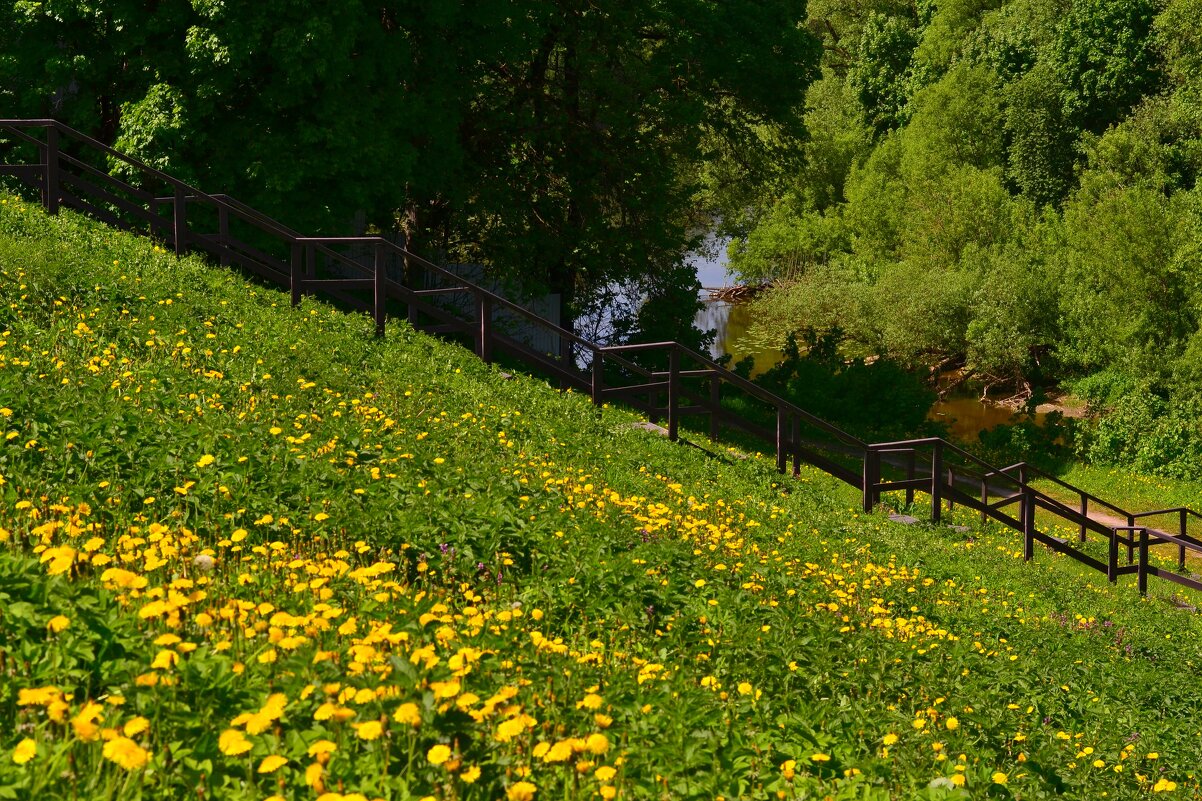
[0,0,821,344]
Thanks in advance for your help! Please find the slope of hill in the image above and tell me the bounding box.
[2,196,1201,800]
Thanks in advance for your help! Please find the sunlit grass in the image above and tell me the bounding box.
[2,196,1202,799]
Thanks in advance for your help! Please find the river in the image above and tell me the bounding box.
[688,237,1056,441]
[691,232,786,377]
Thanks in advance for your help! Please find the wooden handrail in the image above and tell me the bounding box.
[6,116,1202,598]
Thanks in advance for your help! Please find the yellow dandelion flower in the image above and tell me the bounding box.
[991,772,1008,785]
[393,702,422,727]
[507,781,537,801]
[150,650,179,670]
[307,740,337,758]
[47,615,70,633]
[123,717,150,737]
[430,680,460,699]
[103,737,150,770]
[11,739,36,765]
[543,740,573,763]
[355,721,383,740]
[218,729,252,756]
[72,702,105,741]
[257,755,288,774]
[428,744,452,765]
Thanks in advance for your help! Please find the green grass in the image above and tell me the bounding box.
[2,196,1202,800]
[1043,463,1202,517]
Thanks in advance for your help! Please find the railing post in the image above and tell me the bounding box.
[1137,527,1149,596]
[708,375,720,441]
[290,240,303,307]
[1108,529,1119,583]
[906,451,916,507]
[1022,487,1035,562]
[862,448,879,513]
[979,477,987,525]
[1079,494,1088,542]
[558,331,572,390]
[947,468,955,511]
[403,250,418,327]
[591,351,604,406]
[667,347,680,442]
[476,295,492,362]
[930,442,943,524]
[217,204,230,266]
[1126,514,1135,565]
[775,407,787,474]
[791,415,801,477]
[172,185,187,256]
[1180,509,1188,571]
[373,242,386,337]
[42,124,59,215]
[1016,462,1027,543]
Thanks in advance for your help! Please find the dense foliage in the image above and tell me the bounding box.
[4,198,1202,801]
[730,329,939,441]
[723,0,1202,472]
[0,0,820,345]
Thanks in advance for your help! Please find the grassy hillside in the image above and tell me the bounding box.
[2,196,1202,801]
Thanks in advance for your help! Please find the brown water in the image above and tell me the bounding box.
[697,298,1053,442]
[928,396,1049,442]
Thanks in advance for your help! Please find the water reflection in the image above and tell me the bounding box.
[696,300,784,376]
[689,231,785,376]
[929,396,1048,442]
[687,232,1048,441]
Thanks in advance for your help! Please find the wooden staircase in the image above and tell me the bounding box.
[3,118,1202,598]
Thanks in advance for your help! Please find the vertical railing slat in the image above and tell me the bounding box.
[591,352,604,406]
[667,347,679,442]
[373,243,386,337]
[43,124,59,215]
[290,240,303,307]
[477,295,492,363]
[930,442,943,524]
[173,185,187,256]
[708,375,720,441]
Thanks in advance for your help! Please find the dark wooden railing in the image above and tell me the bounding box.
[3,118,1202,598]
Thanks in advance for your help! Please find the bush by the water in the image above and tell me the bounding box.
[1074,392,1202,480]
[735,329,938,442]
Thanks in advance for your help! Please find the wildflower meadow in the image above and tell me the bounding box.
[2,198,1202,800]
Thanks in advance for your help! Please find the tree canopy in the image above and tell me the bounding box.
[725,0,1202,408]
[0,0,821,343]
